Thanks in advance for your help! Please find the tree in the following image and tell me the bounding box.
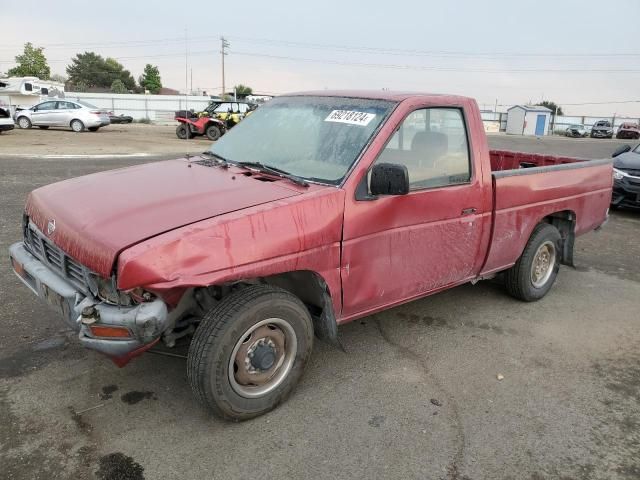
[49,73,67,84]
[110,79,127,93]
[536,101,563,116]
[139,64,162,94]
[66,52,135,90]
[7,43,50,79]
[233,84,253,98]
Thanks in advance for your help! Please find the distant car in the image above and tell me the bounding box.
[108,112,133,124]
[611,143,640,209]
[616,123,640,140]
[0,106,14,133]
[15,100,110,132]
[590,120,613,139]
[565,124,588,138]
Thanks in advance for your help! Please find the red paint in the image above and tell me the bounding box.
[110,338,160,368]
[24,91,612,333]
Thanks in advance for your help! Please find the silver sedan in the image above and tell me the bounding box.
[15,100,110,132]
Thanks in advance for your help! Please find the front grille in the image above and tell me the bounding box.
[24,222,89,291]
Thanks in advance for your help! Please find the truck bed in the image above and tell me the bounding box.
[481,150,613,276]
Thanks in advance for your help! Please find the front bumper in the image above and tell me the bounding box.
[591,130,612,138]
[612,178,640,208]
[9,242,169,365]
[0,123,15,131]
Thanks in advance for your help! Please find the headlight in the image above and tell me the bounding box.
[613,168,626,181]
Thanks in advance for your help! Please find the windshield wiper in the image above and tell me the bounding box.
[200,151,230,167]
[236,161,309,187]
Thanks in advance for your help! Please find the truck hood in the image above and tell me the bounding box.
[25,158,302,277]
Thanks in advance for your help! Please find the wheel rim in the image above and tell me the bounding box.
[72,121,82,132]
[228,317,297,399]
[531,240,556,288]
[18,118,29,128]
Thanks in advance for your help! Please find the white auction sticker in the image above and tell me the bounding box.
[324,110,376,126]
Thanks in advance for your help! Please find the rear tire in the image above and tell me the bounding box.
[205,124,222,141]
[187,284,314,421]
[17,117,31,129]
[505,223,562,302]
[70,119,85,132]
[176,124,191,139]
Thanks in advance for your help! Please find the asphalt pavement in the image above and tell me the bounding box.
[1,133,639,480]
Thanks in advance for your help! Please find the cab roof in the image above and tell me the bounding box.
[283,90,473,103]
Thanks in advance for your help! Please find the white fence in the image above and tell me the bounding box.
[63,92,213,124]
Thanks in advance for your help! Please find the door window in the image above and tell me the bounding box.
[36,101,57,111]
[56,101,76,109]
[373,108,471,190]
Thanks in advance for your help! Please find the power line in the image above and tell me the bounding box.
[229,50,640,74]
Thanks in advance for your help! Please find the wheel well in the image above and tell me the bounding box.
[541,210,576,266]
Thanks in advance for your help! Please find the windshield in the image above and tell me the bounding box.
[208,96,396,184]
[634,144,640,153]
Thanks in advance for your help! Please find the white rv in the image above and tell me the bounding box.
[0,76,65,117]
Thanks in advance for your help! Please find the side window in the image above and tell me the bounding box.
[56,102,73,109]
[373,108,471,190]
[37,101,57,111]
[214,103,231,113]
[238,103,248,113]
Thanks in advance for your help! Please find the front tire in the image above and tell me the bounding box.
[70,119,85,132]
[17,117,32,129]
[505,223,562,302]
[187,285,314,421]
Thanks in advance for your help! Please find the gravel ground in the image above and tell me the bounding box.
[0,133,639,480]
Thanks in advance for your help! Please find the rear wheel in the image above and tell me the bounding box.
[187,285,314,420]
[176,124,191,139]
[205,124,222,141]
[17,117,31,129]
[70,119,85,132]
[505,223,562,302]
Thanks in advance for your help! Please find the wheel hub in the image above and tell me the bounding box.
[228,318,298,399]
[531,241,556,288]
[249,340,277,370]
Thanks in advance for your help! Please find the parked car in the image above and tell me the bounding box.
[611,143,640,208]
[565,124,588,137]
[0,106,14,133]
[108,112,133,124]
[15,100,110,132]
[590,120,613,138]
[9,91,612,420]
[616,122,640,140]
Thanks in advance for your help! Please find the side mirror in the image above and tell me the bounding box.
[612,144,631,158]
[370,163,410,196]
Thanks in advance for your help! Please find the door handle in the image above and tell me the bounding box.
[461,207,477,216]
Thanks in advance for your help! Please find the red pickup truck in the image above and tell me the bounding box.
[9,91,612,420]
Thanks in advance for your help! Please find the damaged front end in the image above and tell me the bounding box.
[9,221,170,367]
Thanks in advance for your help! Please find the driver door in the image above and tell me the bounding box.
[341,107,487,317]
[30,101,57,126]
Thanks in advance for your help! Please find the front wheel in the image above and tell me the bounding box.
[70,119,85,132]
[504,223,562,302]
[17,117,32,129]
[187,285,314,420]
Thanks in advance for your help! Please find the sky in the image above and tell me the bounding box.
[1,0,639,116]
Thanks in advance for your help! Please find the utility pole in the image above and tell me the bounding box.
[221,36,230,100]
